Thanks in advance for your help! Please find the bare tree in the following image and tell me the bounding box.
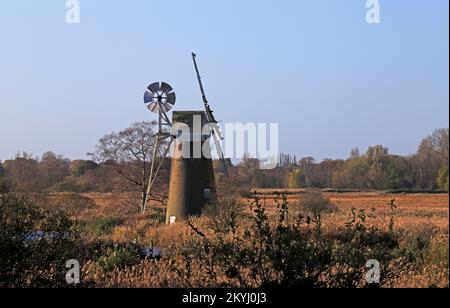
[350,148,360,160]
[429,128,449,165]
[88,121,169,213]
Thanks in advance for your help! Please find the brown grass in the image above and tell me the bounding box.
[246,191,449,236]
[69,190,448,288]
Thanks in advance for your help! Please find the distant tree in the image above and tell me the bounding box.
[237,154,260,188]
[89,121,168,212]
[15,151,35,160]
[385,155,413,190]
[429,128,449,165]
[366,145,389,165]
[81,163,126,192]
[70,160,98,177]
[316,159,343,188]
[278,153,297,168]
[287,169,307,189]
[38,152,70,189]
[264,168,287,188]
[428,128,449,191]
[331,167,351,189]
[3,154,40,192]
[365,146,389,189]
[298,157,315,187]
[412,138,441,189]
[437,166,449,191]
[333,157,370,189]
[350,148,360,160]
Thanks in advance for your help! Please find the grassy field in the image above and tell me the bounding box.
[46,190,448,288]
[249,190,449,235]
[78,190,449,238]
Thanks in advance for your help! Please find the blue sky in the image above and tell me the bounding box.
[0,0,448,161]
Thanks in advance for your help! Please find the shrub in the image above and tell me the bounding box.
[203,197,246,233]
[148,207,166,224]
[424,239,449,269]
[96,246,141,272]
[297,191,338,215]
[84,217,123,236]
[420,238,449,288]
[44,193,96,216]
[50,176,93,193]
[0,178,14,193]
[177,194,400,288]
[0,193,78,287]
[327,206,399,287]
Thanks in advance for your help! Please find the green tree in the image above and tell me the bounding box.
[437,166,449,191]
[344,157,370,189]
[287,169,306,188]
[385,155,413,190]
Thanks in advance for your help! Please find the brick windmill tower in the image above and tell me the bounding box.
[143,53,228,224]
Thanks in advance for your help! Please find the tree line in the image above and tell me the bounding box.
[236,128,448,192]
[0,126,448,196]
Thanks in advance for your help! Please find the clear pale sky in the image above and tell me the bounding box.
[0,0,448,161]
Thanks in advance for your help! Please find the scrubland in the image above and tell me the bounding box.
[1,190,448,288]
[71,191,448,288]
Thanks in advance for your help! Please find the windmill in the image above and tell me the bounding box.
[142,82,176,213]
[192,53,228,176]
[143,53,227,224]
